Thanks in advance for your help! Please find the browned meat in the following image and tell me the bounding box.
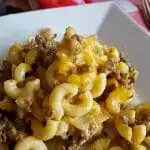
[136,109,150,133]
[77,64,90,74]
[103,119,119,140]
[68,144,89,150]
[98,86,114,102]
[0,60,12,100]
[36,89,46,107]
[65,127,83,149]
[107,66,137,90]
[68,145,80,150]
[97,59,116,74]
[35,35,58,55]
[71,34,82,42]
[0,60,12,82]
[0,82,4,100]
[15,92,35,112]
[66,124,101,149]
[0,113,25,144]
[105,59,117,75]
[136,108,150,123]
[45,137,66,150]
[140,112,150,122]
[0,143,8,150]
[23,31,59,69]
[16,76,36,89]
[80,124,101,145]
[110,136,130,150]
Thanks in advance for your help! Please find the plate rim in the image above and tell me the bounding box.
[0,1,149,38]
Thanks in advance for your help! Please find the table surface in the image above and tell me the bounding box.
[0,0,147,30]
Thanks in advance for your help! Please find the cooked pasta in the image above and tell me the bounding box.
[0,27,145,150]
[49,83,78,120]
[13,63,31,82]
[63,91,93,117]
[31,119,59,141]
[14,136,47,150]
[4,80,23,99]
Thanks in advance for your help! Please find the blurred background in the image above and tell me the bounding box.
[0,0,141,10]
[0,0,148,30]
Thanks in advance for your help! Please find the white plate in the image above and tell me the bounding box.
[0,2,150,103]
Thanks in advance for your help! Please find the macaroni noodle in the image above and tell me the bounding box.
[14,63,31,82]
[14,136,47,150]
[49,83,78,120]
[4,80,23,99]
[115,114,132,142]
[90,137,111,150]
[8,43,24,65]
[15,79,40,110]
[132,144,146,150]
[91,73,107,98]
[117,62,129,74]
[132,125,146,145]
[56,120,69,136]
[63,91,93,117]
[106,86,133,114]
[31,119,59,141]
[46,61,59,88]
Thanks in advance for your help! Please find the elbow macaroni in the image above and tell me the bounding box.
[132,145,146,150]
[89,100,101,115]
[63,91,93,117]
[115,110,136,142]
[4,80,23,99]
[46,61,60,88]
[49,83,78,120]
[117,62,129,74]
[115,109,146,145]
[115,116,132,142]
[31,119,69,140]
[8,43,24,65]
[31,119,59,141]
[56,120,69,136]
[15,79,40,110]
[91,73,107,98]
[90,137,111,150]
[24,79,40,92]
[69,114,95,131]
[108,47,120,62]
[14,63,31,82]
[4,78,40,111]
[132,125,146,145]
[14,136,47,150]
[68,72,96,92]
[105,86,133,115]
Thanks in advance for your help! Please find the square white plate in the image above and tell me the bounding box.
[0,2,150,103]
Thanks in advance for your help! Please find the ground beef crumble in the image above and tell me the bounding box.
[0,113,25,144]
[0,60,12,82]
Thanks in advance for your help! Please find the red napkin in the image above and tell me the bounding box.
[39,0,92,8]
